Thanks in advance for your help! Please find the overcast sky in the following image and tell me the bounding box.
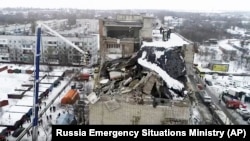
[0,0,249,12]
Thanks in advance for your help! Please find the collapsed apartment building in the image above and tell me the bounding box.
[99,13,154,60]
[89,14,194,125]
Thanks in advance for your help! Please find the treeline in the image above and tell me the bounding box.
[0,9,97,25]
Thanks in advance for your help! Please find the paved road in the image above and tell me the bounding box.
[185,63,244,124]
[194,73,248,125]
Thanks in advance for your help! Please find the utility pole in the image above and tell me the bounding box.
[32,25,41,141]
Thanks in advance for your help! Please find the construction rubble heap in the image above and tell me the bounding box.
[95,45,188,105]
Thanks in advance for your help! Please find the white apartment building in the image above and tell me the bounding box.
[0,34,99,66]
[37,19,68,30]
[76,19,99,34]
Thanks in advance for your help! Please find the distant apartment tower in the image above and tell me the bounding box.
[99,13,154,60]
[0,35,98,65]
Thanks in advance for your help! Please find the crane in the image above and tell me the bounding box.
[16,22,89,141]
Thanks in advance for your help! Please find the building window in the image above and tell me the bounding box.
[1,57,9,60]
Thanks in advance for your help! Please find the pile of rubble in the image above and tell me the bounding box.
[95,46,188,104]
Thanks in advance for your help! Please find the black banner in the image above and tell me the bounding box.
[52,125,250,140]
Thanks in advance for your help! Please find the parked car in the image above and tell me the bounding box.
[241,112,250,121]
[236,108,250,116]
[198,91,212,104]
[222,94,247,109]
[248,118,250,125]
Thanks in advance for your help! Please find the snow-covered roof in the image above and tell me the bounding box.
[8,90,23,95]
[48,71,64,77]
[0,127,7,132]
[226,27,246,35]
[29,87,49,92]
[0,112,25,126]
[28,77,45,82]
[0,65,7,68]
[29,72,47,78]
[14,85,30,91]
[40,83,53,88]
[219,40,237,51]
[22,80,33,85]
[0,70,30,97]
[40,77,58,84]
[15,96,33,107]
[138,51,184,90]
[229,39,250,50]
[22,65,34,70]
[24,91,44,97]
[7,105,31,113]
[142,30,188,48]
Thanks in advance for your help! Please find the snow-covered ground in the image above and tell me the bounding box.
[193,53,249,73]
[0,64,93,140]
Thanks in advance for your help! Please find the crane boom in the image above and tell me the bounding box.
[39,22,88,56]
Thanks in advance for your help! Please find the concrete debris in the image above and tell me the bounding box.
[128,79,140,88]
[104,99,120,112]
[142,73,157,95]
[96,45,187,104]
[123,77,133,86]
[87,92,100,104]
[100,79,109,85]
[109,71,128,80]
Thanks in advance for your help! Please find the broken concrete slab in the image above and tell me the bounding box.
[109,71,128,80]
[143,73,157,95]
[104,99,120,112]
[123,77,133,86]
[128,79,140,88]
[100,79,109,85]
[87,92,100,104]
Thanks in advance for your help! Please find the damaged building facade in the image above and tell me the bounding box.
[90,14,194,125]
[99,13,154,60]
